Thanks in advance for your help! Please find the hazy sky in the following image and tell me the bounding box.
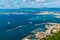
[0,0,60,9]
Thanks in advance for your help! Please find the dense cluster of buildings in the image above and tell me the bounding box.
[22,23,60,40]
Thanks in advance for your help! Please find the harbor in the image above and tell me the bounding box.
[23,23,60,40]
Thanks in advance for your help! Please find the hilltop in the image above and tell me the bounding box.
[41,31,60,40]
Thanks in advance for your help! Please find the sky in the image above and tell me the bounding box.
[0,0,60,9]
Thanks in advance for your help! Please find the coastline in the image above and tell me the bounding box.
[23,23,60,40]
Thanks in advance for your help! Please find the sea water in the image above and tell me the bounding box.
[0,8,60,40]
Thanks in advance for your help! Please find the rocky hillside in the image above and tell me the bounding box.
[41,31,60,40]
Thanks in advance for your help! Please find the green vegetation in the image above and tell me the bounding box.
[42,31,60,40]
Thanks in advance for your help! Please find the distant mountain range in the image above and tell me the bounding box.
[0,8,60,13]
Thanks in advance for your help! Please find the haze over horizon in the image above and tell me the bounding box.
[0,0,60,9]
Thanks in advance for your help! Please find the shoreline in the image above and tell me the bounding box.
[22,23,60,40]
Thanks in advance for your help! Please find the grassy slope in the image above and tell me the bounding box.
[41,31,60,40]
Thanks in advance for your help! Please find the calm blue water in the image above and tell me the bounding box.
[0,8,60,40]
